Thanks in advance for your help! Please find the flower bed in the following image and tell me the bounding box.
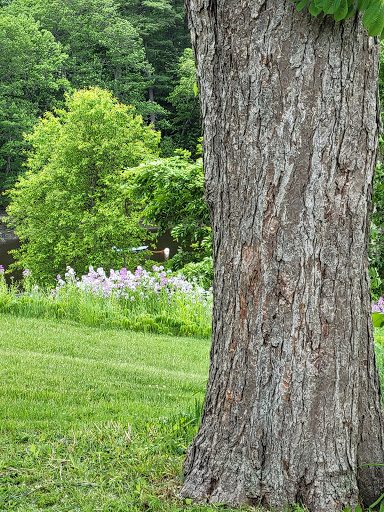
[0,265,212,338]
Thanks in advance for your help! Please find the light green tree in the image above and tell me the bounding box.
[5,87,160,284]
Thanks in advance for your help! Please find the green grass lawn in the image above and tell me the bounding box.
[3,314,383,511]
[0,314,263,512]
[0,315,209,431]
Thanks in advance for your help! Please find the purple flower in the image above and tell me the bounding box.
[51,264,212,314]
[372,298,384,314]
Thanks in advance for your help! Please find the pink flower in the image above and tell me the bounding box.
[372,298,384,314]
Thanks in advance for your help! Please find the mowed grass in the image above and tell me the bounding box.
[0,315,208,430]
[0,313,252,512]
[4,315,384,511]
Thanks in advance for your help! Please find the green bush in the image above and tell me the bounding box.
[181,257,213,290]
[5,87,160,285]
[126,149,212,271]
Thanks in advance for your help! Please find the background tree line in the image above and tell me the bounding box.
[2,0,384,300]
[0,0,200,204]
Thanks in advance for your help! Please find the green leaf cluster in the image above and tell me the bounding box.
[119,0,190,120]
[125,150,211,269]
[6,0,150,111]
[292,0,384,37]
[0,11,69,203]
[165,48,201,157]
[4,87,160,284]
[370,161,384,299]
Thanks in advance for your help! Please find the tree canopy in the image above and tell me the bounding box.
[0,11,68,199]
[127,148,211,266]
[0,0,197,205]
[6,0,151,110]
[5,87,160,283]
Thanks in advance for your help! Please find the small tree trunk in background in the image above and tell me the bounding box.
[181,0,384,510]
[147,80,156,125]
[114,64,121,98]
[144,43,156,125]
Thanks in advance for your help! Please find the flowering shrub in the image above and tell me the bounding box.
[0,264,212,338]
[372,297,384,314]
[58,265,212,305]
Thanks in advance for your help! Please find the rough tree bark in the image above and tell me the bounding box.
[181,1,384,510]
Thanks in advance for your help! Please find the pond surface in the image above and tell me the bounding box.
[0,214,21,283]
[0,214,180,283]
[148,229,179,262]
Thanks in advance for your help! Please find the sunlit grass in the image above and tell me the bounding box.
[0,314,214,511]
[2,314,382,511]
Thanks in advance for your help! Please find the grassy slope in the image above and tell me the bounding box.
[0,315,208,431]
[4,315,382,511]
[1,314,238,511]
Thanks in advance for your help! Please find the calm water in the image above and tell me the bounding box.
[0,218,180,283]
[0,214,21,283]
[0,238,21,282]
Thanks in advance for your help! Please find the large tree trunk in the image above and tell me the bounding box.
[181,1,384,510]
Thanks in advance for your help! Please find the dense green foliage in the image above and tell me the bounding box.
[291,0,384,36]
[128,152,207,250]
[118,0,191,128]
[165,48,201,156]
[5,88,159,283]
[0,12,68,198]
[370,163,384,299]
[7,0,151,111]
[369,43,384,299]
[127,149,212,270]
[0,0,198,205]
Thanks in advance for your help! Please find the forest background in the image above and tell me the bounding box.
[1,0,384,298]
[0,0,210,284]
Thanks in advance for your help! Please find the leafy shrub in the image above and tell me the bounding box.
[126,149,212,271]
[5,87,160,285]
[181,256,213,290]
[370,162,384,300]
